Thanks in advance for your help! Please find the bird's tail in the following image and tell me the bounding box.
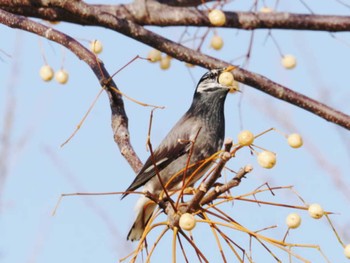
[127,195,157,241]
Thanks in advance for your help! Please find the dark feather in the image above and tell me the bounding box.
[122,116,193,198]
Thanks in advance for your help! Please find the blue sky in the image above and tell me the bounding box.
[1,1,350,262]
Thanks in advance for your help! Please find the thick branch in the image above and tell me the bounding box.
[0,9,143,173]
[200,165,252,206]
[186,139,233,212]
[1,1,350,130]
[2,1,350,31]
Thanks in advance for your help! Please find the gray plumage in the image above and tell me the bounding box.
[123,68,231,241]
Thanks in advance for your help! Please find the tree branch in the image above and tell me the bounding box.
[2,1,350,31]
[1,1,350,131]
[0,8,143,173]
[200,165,253,206]
[186,139,233,212]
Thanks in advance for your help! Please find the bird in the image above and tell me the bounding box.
[123,66,234,241]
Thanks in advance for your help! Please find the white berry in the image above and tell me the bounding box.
[55,69,69,84]
[257,151,276,169]
[238,130,254,146]
[219,72,234,86]
[260,7,273,13]
[344,244,350,259]
[210,35,224,50]
[208,9,226,26]
[147,49,162,62]
[281,55,297,69]
[90,39,103,54]
[286,213,302,229]
[160,56,171,70]
[179,213,196,231]
[308,203,324,219]
[287,133,303,148]
[39,65,54,82]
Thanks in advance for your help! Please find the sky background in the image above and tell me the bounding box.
[1,0,350,262]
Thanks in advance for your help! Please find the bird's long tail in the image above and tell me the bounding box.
[127,195,157,241]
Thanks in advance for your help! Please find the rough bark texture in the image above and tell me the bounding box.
[1,0,350,170]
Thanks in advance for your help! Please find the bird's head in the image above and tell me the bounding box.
[195,66,235,94]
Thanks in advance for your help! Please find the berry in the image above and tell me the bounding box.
[219,72,234,86]
[308,203,324,219]
[286,213,302,229]
[260,7,273,13]
[55,69,69,84]
[281,55,297,69]
[160,56,171,70]
[39,65,54,82]
[208,9,226,26]
[179,213,196,231]
[210,35,224,50]
[287,133,303,148]
[238,130,254,146]
[90,39,103,54]
[257,151,276,169]
[147,49,162,62]
[344,244,350,259]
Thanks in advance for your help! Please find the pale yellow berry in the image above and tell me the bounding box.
[286,213,302,229]
[238,130,254,146]
[147,49,162,62]
[208,9,226,26]
[344,244,350,259]
[179,213,196,231]
[260,7,273,13]
[219,72,234,86]
[210,35,224,50]
[257,151,276,169]
[160,56,171,70]
[39,65,54,82]
[281,55,297,69]
[90,40,103,54]
[55,69,69,84]
[308,203,324,219]
[287,133,303,148]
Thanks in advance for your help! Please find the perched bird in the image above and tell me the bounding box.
[123,67,234,241]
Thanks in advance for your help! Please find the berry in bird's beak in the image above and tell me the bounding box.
[218,66,239,92]
[219,72,234,86]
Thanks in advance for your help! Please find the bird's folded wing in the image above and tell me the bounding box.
[123,139,192,195]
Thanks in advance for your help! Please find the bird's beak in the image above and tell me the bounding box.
[224,65,235,72]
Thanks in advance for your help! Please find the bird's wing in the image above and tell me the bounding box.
[123,117,198,196]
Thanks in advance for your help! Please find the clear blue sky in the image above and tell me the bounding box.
[1,1,350,262]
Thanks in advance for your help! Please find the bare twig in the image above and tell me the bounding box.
[3,1,350,31]
[186,139,233,212]
[0,9,143,172]
[1,1,350,132]
[200,165,253,206]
